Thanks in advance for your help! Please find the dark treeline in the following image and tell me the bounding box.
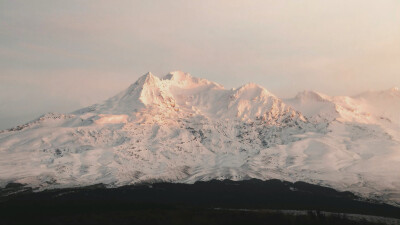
[0,179,399,225]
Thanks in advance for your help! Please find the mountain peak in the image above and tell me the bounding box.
[120,72,162,100]
[239,82,262,89]
[163,71,192,81]
[356,86,400,99]
[234,83,273,97]
[136,72,159,86]
[295,90,330,102]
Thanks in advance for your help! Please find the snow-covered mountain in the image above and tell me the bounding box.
[1,71,399,205]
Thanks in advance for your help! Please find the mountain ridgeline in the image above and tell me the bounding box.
[0,71,399,206]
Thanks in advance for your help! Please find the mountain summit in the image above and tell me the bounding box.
[77,71,304,124]
[1,72,399,205]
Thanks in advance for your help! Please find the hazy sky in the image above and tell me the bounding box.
[1,0,400,129]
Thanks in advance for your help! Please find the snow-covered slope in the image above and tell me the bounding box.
[1,72,399,205]
[284,89,400,205]
[354,87,400,124]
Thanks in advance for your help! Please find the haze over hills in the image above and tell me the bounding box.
[0,71,399,205]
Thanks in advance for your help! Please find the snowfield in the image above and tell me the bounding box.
[0,71,399,205]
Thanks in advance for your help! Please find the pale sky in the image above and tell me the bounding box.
[1,0,400,129]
